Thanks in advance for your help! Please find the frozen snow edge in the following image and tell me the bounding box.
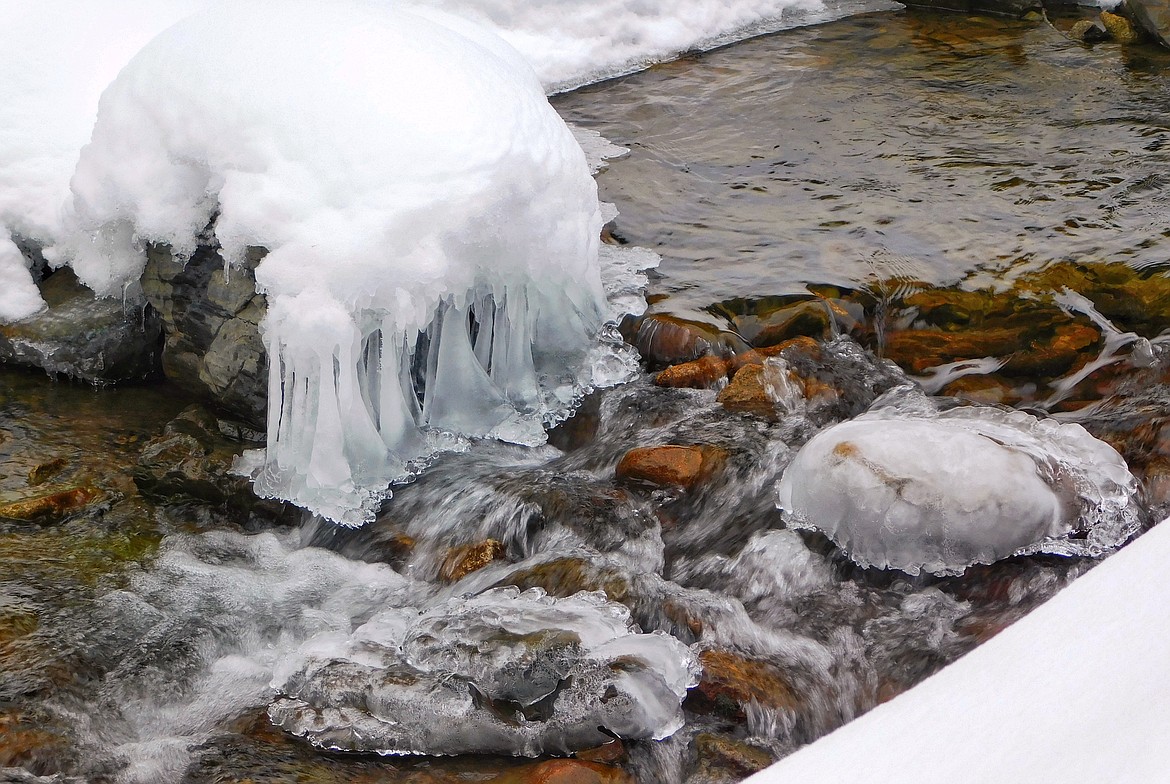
[747,518,1170,783]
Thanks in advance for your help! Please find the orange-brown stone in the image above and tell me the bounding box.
[488,759,634,784]
[0,486,103,524]
[716,364,777,420]
[685,649,801,721]
[439,539,507,582]
[615,445,727,489]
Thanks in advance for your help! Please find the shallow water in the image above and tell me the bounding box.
[556,9,1170,321]
[3,8,1170,784]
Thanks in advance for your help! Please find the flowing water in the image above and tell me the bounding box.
[3,8,1170,784]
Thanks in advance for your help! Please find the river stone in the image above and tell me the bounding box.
[0,269,161,383]
[141,243,267,427]
[777,401,1143,576]
[1128,0,1170,45]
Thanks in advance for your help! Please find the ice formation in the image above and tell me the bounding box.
[269,587,700,755]
[58,1,623,523]
[776,395,1144,575]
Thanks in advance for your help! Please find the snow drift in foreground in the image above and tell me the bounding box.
[748,518,1170,784]
[777,393,1143,575]
[59,0,624,524]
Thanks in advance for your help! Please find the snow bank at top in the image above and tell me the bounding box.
[63,0,612,523]
[747,518,1170,784]
[0,0,205,321]
[403,0,870,94]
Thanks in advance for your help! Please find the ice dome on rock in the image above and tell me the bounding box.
[267,587,700,756]
[776,399,1144,576]
[61,0,616,524]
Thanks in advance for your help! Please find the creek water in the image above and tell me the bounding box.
[2,8,1169,784]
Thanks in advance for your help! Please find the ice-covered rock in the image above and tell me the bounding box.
[776,396,1144,576]
[59,1,618,524]
[269,587,700,756]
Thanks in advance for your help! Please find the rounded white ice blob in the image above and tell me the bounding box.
[776,401,1144,576]
[63,0,609,523]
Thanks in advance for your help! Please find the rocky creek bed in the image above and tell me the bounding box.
[3,7,1170,784]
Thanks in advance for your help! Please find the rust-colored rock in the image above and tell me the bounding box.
[883,328,1022,374]
[0,486,103,524]
[685,649,801,721]
[940,373,1021,406]
[693,733,774,778]
[616,445,727,489]
[620,313,748,368]
[716,364,778,420]
[439,539,507,582]
[488,759,634,784]
[653,355,732,389]
[498,558,632,605]
[27,457,69,487]
[575,740,626,765]
[652,336,815,390]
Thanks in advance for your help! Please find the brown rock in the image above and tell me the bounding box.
[488,760,634,784]
[653,336,822,390]
[575,740,627,765]
[439,539,507,582]
[1069,19,1109,42]
[498,558,632,605]
[0,486,104,524]
[716,364,777,420]
[615,445,727,489]
[27,457,68,487]
[619,313,747,368]
[1101,10,1140,41]
[940,373,1021,406]
[693,733,774,778]
[685,649,801,721]
[653,355,732,389]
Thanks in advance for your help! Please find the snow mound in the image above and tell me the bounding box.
[776,396,1144,576]
[269,587,700,756]
[0,0,205,322]
[61,0,618,523]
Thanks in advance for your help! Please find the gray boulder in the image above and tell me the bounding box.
[0,268,161,383]
[141,244,268,427]
[1128,0,1170,46]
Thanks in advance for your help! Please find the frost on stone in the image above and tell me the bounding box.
[776,395,1144,576]
[55,1,644,525]
[268,587,700,756]
[0,228,45,322]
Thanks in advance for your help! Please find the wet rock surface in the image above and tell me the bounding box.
[1128,0,1170,45]
[141,244,268,427]
[0,269,161,384]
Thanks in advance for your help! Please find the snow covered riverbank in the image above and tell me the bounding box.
[749,517,1170,783]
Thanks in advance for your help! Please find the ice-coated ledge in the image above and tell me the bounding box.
[746,518,1170,783]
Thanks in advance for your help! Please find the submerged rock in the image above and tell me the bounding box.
[0,269,161,384]
[269,588,699,756]
[0,486,104,525]
[777,396,1144,575]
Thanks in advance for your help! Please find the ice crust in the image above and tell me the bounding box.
[270,586,700,755]
[776,395,1144,575]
